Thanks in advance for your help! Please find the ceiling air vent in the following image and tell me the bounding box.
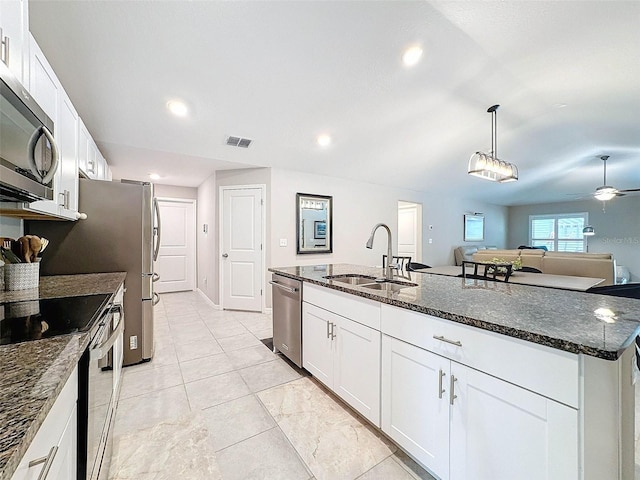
[226,136,252,148]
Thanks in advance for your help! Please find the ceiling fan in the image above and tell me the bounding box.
[590,155,640,201]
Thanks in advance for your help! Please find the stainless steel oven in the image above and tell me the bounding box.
[78,299,124,480]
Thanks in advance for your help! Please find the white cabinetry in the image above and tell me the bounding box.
[11,367,77,480]
[381,334,578,480]
[77,118,91,177]
[302,284,381,426]
[55,88,79,214]
[26,35,81,220]
[78,126,107,180]
[0,0,28,83]
[381,335,449,476]
[449,363,577,480]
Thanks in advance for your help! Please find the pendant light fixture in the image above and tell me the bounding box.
[582,225,595,236]
[468,105,518,182]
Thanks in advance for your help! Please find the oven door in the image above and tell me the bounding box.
[87,305,123,480]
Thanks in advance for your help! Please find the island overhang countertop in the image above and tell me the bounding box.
[269,263,640,361]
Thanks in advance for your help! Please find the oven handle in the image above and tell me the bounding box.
[27,125,60,185]
[90,304,124,361]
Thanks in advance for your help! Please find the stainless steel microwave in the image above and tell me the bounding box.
[0,61,59,203]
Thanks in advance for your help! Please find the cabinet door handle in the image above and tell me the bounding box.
[28,445,58,480]
[438,369,446,399]
[58,192,66,207]
[331,322,336,340]
[450,374,458,405]
[1,29,9,67]
[433,335,462,347]
[326,320,331,339]
[65,190,70,209]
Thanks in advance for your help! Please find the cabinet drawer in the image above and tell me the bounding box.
[381,305,579,408]
[12,367,78,480]
[304,283,381,330]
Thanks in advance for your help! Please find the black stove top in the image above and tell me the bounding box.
[0,294,111,346]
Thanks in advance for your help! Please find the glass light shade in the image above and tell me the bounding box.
[582,225,595,236]
[468,152,518,183]
[594,186,617,201]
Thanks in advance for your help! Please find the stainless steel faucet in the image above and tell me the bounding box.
[366,223,394,280]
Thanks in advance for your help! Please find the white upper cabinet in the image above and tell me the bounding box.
[27,35,81,219]
[0,0,28,84]
[27,35,57,122]
[77,117,91,177]
[57,87,79,213]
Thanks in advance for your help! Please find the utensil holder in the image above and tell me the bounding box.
[4,263,40,291]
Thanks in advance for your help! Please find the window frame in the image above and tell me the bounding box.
[528,212,589,252]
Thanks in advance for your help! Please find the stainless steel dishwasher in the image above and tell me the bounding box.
[270,274,302,367]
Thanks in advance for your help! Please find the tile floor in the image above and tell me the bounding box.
[109,291,433,480]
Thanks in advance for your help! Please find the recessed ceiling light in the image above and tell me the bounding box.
[149,173,161,180]
[167,100,188,117]
[317,134,331,147]
[402,45,423,67]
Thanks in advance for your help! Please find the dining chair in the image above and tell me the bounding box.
[382,255,412,272]
[461,260,513,282]
[407,262,431,272]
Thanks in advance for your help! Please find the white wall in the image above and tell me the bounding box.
[197,173,217,301]
[155,184,197,199]
[420,194,508,266]
[270,168,423,270]
[508,196,640,281]
[270,168,508,269]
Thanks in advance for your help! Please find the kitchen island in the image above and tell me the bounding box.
[0,272,126,480]
[269,263,640,480]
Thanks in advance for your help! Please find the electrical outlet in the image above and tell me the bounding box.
[279,238,287,247]
[203,277,207,285]
[428,238,433,244]
[130,335,138,350]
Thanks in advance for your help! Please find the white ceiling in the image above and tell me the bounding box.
[29,1,640,206]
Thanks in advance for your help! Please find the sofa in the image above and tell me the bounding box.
[453,245,498,266]
[470,248,616,286]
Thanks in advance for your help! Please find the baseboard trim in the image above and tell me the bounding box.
[197,288,222,310]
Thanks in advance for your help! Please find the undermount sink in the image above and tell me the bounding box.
[360,280,418,292]
[324,274,378,285]
[324,274,418,291]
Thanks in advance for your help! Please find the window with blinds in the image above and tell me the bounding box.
[529,213,588,252]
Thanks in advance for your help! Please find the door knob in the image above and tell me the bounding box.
[222,253,229,258]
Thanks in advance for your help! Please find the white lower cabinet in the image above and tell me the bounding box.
[449,364,578,480]
[381,334,578,480]
[303,301,381,426]
[381,335,449,477]
[12,367,77,480]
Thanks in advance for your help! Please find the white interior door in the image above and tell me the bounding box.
[398,201,422,262]
[154,198,196,293]
[221,187,264,311]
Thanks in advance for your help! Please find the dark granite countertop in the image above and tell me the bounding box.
[269,263,640,361]
[0,272,126,480]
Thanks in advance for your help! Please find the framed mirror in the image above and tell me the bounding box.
[296,193,333,254]
[464,214,485,242]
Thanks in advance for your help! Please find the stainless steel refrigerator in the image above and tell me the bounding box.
[25,178,160,366]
